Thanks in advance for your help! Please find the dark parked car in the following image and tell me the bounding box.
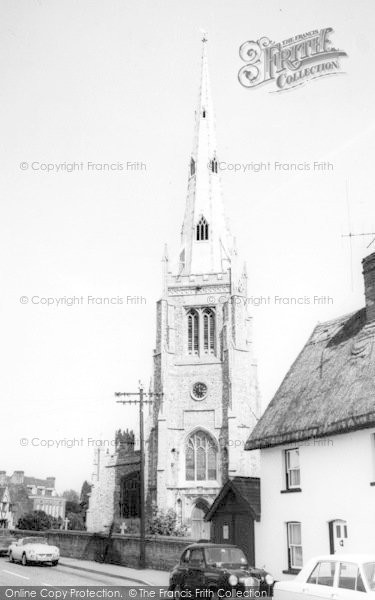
[169,543,274,597]
[0,536,15,557]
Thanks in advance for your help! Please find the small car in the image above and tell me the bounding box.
[8,537,60,566]
[274,554,375,599]
[169,542,274,596]
[0,536,15,557]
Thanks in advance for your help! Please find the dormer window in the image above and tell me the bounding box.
[196,216,209,241]
[211,158,218,173]
[190,158,196,176]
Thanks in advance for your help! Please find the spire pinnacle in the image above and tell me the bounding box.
[176,35,233,276]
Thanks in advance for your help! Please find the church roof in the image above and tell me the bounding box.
[246,306,375,450]
[205,476,260,522]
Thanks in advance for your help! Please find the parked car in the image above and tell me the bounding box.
[0,536,15,557]
[8,537,60,566]
[169,543,274,596]
[274,554,375,599]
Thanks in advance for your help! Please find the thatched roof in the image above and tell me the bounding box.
[246,307,375,450]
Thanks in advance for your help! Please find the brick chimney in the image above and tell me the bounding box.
[46,477,55,488]
[0,471,6,485]
[363,252,375,322]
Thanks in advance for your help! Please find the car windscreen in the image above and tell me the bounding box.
[23,537,48,545]
[363,563,375,591]
[205,547,248,568]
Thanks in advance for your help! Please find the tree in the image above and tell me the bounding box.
[80,480,92,522]
[80,481,91,508]
[49,515,63,530]
[17,510,52,531]
[65,500,81,514]
[62,489,80,503]
[66,511,85,531]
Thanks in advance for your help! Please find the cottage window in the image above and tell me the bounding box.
[287,522,303,570]
[285,448,300,489]
[185,431,217,481]
[371,433,375,483]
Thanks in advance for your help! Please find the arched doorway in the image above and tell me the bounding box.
[119,472,140,518]
[191,499,210,540]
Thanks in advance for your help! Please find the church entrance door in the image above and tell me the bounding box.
[191,502,210,540]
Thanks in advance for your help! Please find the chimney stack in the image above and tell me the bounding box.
[362,252,375,322]
[0,471,6,485]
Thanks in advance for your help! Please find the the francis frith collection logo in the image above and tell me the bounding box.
[238,27,347,92]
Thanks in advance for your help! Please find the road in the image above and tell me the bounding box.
[0,555,153,586]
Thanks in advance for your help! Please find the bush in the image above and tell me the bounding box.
[147,506,188,537]
[17,510,52,531]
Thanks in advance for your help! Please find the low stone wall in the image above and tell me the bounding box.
[11,530,193,571]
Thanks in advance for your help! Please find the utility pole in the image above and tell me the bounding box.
[115,383,162,569]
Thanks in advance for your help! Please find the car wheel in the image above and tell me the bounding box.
[169,583,183,597]
[51,560,58,567]
[208,587,219,600]
[21,553,28,566]
[9,552,14,563]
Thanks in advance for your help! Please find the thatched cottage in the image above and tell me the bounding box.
[245,252,375,580]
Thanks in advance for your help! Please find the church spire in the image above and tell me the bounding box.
[177,33,233,276]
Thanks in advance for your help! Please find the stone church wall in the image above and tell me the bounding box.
[11,529,194,570]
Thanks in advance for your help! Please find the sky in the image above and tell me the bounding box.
[1,0,375,493]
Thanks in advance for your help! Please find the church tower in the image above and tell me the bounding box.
[146,35,260,539]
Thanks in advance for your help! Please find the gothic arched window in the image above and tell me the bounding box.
[196,216,209,241]
[187,309,199,355]
[186,430,217,481]
[119,472,140,518]
[203,308,215,354]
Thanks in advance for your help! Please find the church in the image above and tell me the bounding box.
[86,37,260,538]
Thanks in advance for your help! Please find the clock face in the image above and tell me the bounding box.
[191,382,208,400]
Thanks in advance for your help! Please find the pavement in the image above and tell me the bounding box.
[59,556,170,585]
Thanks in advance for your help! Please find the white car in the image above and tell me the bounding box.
[274,555,375,599]
[8,537,60,566]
